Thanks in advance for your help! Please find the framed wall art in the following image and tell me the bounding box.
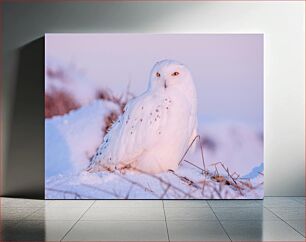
[45,34,263,199]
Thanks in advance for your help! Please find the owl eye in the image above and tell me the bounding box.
[156,72,161,77]
[172,71,180,76]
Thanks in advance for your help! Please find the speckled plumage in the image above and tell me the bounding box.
[88,60,197,173]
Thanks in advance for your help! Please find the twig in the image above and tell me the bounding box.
[125,184,134,199]
[178,135,206,173]
[81,184,121,198]
[168,170,200,189]
[46,188,94,199]
[160,184,171,199]
[132,168,197,199]
[116,174,160,198]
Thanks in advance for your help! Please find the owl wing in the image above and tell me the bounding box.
[89,92,164,170]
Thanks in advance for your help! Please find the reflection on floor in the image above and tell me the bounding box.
[0,197,304,241]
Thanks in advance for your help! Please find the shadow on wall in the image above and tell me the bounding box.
[5,37,44,199]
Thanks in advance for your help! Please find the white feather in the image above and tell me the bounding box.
[89,60,197,173]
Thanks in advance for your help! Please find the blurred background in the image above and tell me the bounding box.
[45,34,263,127]
[45,34,263,180]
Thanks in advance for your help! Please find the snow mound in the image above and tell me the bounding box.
[45,100,119,178]
[46,163,263,199]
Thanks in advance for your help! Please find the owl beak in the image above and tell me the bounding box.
[164,80,167,89]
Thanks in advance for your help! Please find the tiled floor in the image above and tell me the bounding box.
[0,197,304,241]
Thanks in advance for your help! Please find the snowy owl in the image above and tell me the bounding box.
[88,59,197,173]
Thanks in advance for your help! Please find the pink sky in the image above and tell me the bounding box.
[45,34,263,129]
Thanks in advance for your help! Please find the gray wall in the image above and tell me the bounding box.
[2,1,305,198]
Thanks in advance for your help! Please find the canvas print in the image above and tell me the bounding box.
[45,34,263,199]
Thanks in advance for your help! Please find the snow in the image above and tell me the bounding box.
[45,100,119,178]
[45,100,264,199]
[46,164,263,199]
[243,163,264,179]
[192,122,263,177]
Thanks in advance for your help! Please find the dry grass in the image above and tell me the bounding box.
[45,73,133,122]
[97,83,134,134]
[45,65,81,118]
[45,91,80,118]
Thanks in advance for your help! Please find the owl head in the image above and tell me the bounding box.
[148,59,194,92]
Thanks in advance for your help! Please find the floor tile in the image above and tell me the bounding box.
[0,198,45,208]
[221,220,305,241]
[208,199,263,208]
[291,197,305,206]
[268,207,305,220]
[81,207,165,221]
[1,197,304,241]
[1,220,75,241]
[63,220,168,241]
[25,207,88,220]
[264,197,304,207]
[167,220,230,241]
[165,207,217,221]
[92,200,163,208]
[0,207,39,220]
[213,207,279,220]
[163,200,209,208]
[45,200,94,208]
[286,220,305,236]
